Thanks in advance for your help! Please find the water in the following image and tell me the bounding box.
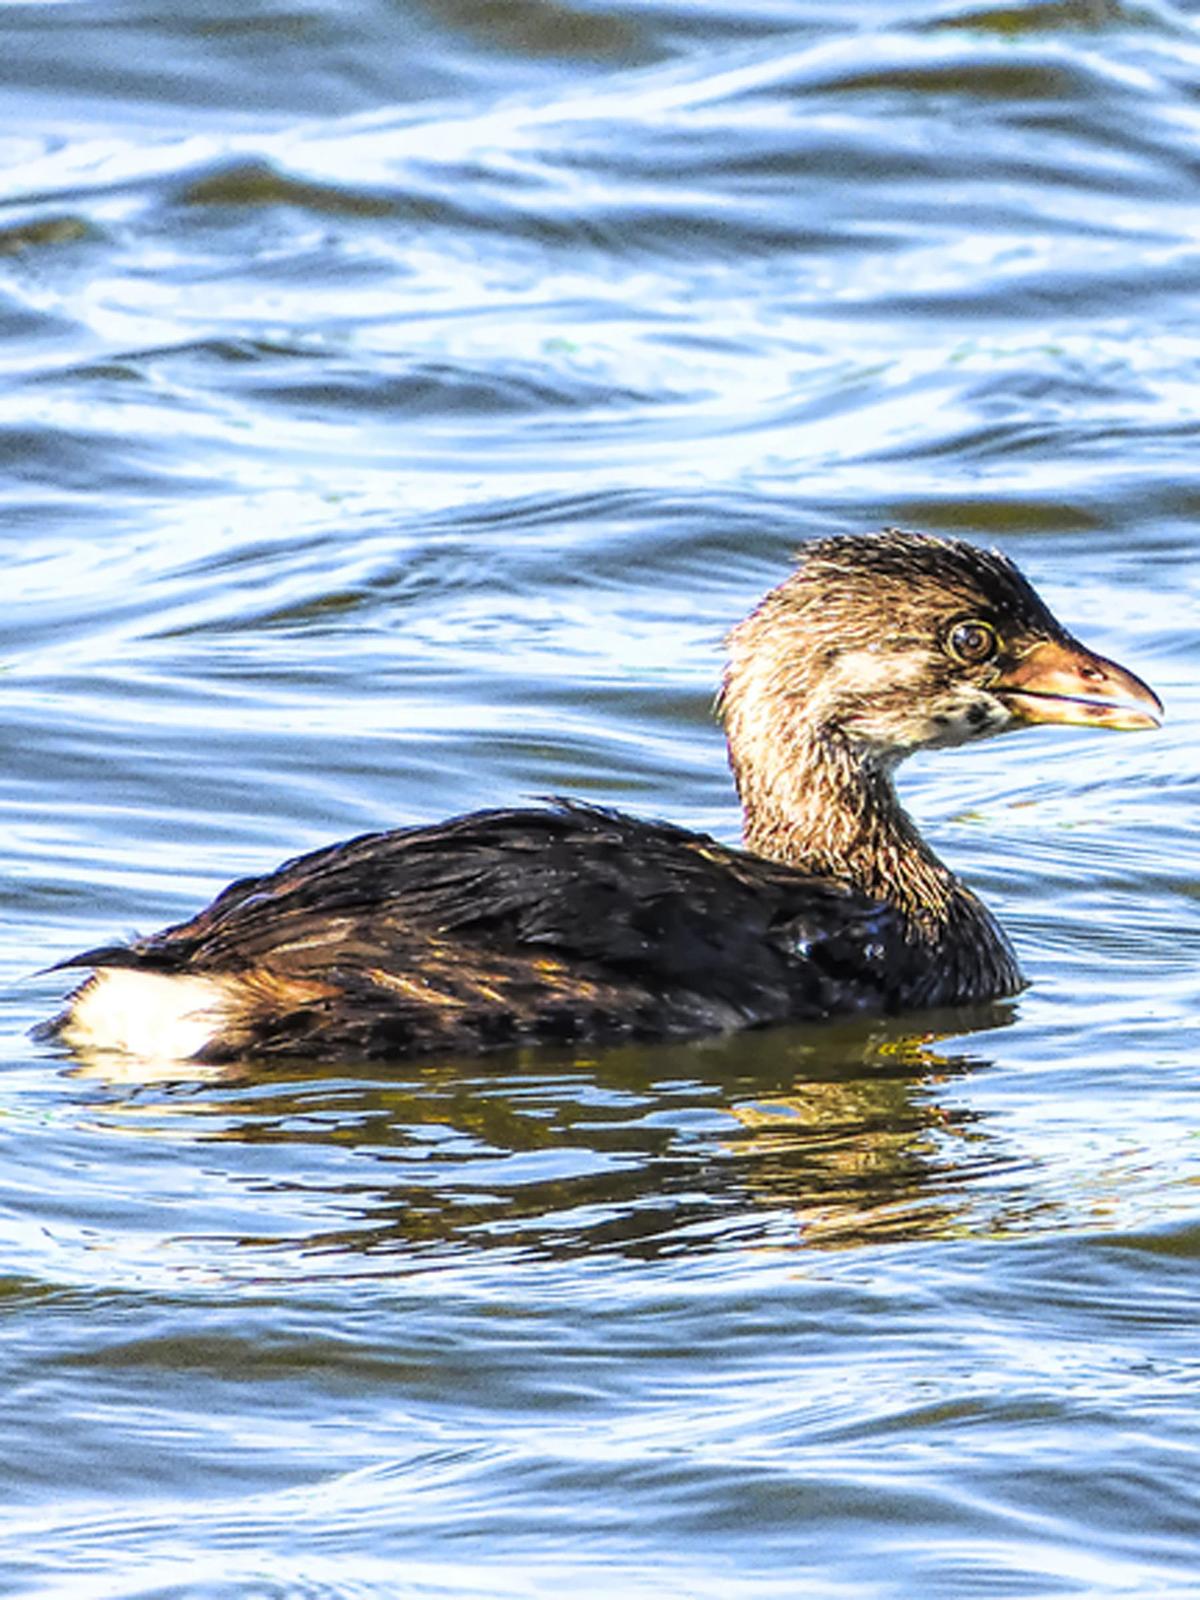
[2,0,1199,1593]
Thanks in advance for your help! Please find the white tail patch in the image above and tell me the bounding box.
[60,970,233,1066]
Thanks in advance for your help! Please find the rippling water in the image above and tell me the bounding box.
[3,1,1200,1594]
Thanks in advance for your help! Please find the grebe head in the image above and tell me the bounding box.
[723,529,1162,776]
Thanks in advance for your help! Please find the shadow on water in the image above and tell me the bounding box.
[65,1001,1024,1263]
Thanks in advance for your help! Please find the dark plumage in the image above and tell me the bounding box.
[43,530,1162,1064]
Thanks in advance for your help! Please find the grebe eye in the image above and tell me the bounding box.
[948,620,997,664]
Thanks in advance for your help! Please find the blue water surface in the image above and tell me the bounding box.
[1,1,1199,1595]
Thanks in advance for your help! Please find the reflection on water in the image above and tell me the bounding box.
[70,1005,1023,1260]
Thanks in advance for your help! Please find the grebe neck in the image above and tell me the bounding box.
[731,728,960,938]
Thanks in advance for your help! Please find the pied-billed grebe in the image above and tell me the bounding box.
[45,530,1161,1063]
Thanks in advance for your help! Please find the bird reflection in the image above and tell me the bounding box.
[724,1025,1008,1249]
[67,1001,1022,1261]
